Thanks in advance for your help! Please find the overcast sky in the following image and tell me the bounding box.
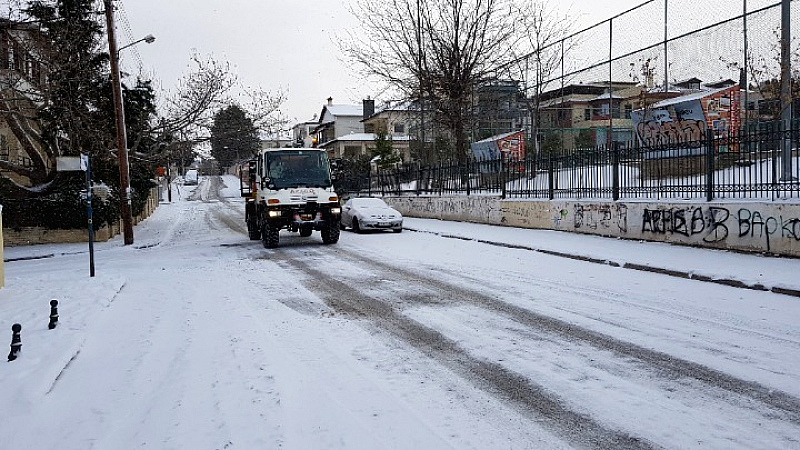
[115,1,673,131]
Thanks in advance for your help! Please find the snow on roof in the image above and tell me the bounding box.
[589,92,626,101]
[650,85,737,109]
[325,105,363,117]
[319,133,412,147]
[332,133,411,142]
[474,130,525,144]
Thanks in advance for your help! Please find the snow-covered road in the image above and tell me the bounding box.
[2,175,799,449]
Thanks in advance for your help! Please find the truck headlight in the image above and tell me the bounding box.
[268,210,281,218]
[330,207,341,214]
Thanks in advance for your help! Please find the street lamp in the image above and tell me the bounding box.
[118,34,155,54]
[103,0,155,245]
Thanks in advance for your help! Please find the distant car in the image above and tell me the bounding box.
[340,197,403,233]
[184,169,199,185]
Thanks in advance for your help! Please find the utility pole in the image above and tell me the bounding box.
[104,0,134,245]
[780,0,795,181]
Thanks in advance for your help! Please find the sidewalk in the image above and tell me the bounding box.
[5,214,799,298]
[402,217,800,298]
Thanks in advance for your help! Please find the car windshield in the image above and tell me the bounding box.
[352,198,389,209]
[264,150,332,189]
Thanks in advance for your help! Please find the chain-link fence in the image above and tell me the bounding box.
[489,0,800,155]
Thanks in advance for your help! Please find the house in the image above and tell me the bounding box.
[0,19,48,187]
[260,133,292,149]
[473,79,526,140]
[361,98,413,161]
[291,119,318,148]
[313,97,364,156]
[536,81,642,149]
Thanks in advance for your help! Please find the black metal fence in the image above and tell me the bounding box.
[347,128,800,201]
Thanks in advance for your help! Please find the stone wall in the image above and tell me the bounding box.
[2,187,159,248]
[384,196,800,258]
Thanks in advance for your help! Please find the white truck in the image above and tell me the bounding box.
[241,148,341,248]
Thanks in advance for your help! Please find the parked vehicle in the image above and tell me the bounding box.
[184,169,199,185]
[340,197,403,233]
[242,148,341,248]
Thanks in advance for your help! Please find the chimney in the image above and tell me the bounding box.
[327,97,333,106]
[363,96,375,120]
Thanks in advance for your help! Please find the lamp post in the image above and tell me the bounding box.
[103,0,155,245]
[118,34,155,53]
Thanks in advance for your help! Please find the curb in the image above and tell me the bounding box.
[405,227,800,299]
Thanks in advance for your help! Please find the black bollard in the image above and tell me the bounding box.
[8,323,21,362]
[48,299,59,330]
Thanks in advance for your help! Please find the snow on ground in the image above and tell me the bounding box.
[1,175,799,449]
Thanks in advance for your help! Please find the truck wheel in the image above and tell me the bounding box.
[248,221,261,240]
[262,222,279,249]
[321,220,340,245]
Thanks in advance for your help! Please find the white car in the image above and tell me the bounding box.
[183,169,199,185]
[340,197,403,233]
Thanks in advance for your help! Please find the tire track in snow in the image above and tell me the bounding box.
[325,246,800,424]
[272,251,657,450]
[261,244,800,448]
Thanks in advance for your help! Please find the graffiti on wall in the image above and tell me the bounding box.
[641,206,800,251]
[641,206,729,243]
[573,204,628,233]
[738,208,800,252]
[401,196,500,222]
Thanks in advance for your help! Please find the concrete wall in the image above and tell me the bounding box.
[384,196,800,258]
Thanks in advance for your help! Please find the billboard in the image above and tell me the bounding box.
[470,130,526,161]
[630,86,740,155]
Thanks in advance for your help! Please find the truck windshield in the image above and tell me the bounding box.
[264,150,332,189]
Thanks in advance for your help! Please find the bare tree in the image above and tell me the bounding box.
[506,0,575,157]
[145,53,287,165]
[344,0,528,163]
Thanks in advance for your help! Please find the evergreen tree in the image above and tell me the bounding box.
[371,130,400,169]
[1,0,159,226]
[210,104,260,170]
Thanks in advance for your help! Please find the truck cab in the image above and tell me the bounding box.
[242,148,341,248]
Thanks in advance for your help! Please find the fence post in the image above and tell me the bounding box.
[499,157,505,199]
[396,166,401,196]
[612,143,620,201]
[548,153,554,200]
[705,131,715,201]
[465,159,471,196]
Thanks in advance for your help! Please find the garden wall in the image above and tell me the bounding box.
[2,187,159,247]
[385,196,800,258]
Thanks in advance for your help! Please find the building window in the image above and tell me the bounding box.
[0,134,7,160]
[624,104,632,119]
[584,108,591,121]
[393,123,405,134]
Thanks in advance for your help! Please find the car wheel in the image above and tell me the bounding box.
[393,228,402,233]
[339,221,346,230]
[352,218,362,233]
